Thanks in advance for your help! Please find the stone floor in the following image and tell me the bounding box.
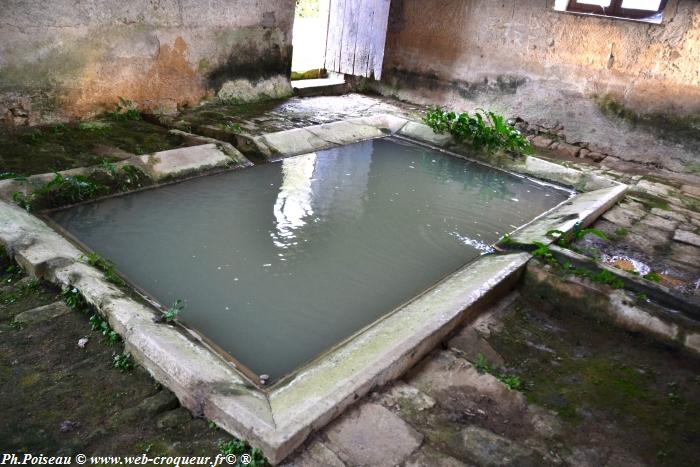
[2,92,700,466]
[282,290,700,467]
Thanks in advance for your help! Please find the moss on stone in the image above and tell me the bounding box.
[487,298,700,465]
[0,119,189,175]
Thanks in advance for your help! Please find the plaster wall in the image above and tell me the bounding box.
[380,0,700,117]
[0,0,296,124]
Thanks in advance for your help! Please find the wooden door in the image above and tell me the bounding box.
[324,0,391,79]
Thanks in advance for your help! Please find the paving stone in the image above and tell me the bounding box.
[634,180,676,197]
[325,402,423,467]
[669,242,700,268]
[378,382,436,413]
[526,405,563,439]
[14,301,70,325]
[448,426,539,466]
[404,447,470,467]
[407,351,526,414]
[136,144,233,181]
[639,214,678,232]
[681,184,700,198]
[673,229,700,247]
[111,389,179,425]
[281,438,345,467]
[601,205,646,228]
[650,207,688,223]
[626,226,671,251]
[448,327,505,366]
[155,407,192,429]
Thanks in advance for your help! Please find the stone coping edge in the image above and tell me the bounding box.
[0,116,630,464]
[0,198,530,464]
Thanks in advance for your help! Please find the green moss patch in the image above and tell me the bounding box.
[0,119,190,176]
[488,299,700,465]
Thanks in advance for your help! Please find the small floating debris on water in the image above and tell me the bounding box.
[262,264,272,267]
[259,374,270,385]
[511,198,519,202]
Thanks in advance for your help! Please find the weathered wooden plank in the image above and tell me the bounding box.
[369,0,390,79]
[324,0,391,79]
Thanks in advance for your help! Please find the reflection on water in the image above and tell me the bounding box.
[272,153,317,250]
[49,137,570,381]
[271,141,373,254]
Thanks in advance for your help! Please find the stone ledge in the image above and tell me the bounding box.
[0,197,534,464]
[135,144,236,182]
[252,114,409,159]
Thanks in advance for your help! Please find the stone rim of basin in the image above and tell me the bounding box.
[0,115,628,465]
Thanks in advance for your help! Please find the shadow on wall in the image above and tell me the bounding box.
[0,1,296,124]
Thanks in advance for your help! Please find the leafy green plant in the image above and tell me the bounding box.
[11,191,32,212]
[220,439,267,467]
[12,172,107,212]
[78,121,111,132]
[498,233,518,248]
[644,272,662,283]
[423,108,532,157]
[90,314,121,345]
[159,299,185,323]
[223,122,242,134]
[531,242,557,265]
[498,375,523,391]
[107,97,141,121]
[590,269,625,289]
[100,159,118,177]
[473,353,524,391]
[547,222,608,247]
[82,252,125,287]
[614,227,629,237]
[113,352,134,372]
[0,172,24,181]
[62,287,90,313]
[475,353,490,373]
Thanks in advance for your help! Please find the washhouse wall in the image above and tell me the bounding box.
[380,0,700,117]
[0,0,296,124]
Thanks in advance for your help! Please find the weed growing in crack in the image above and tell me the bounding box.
[154,299,185,324]
[12,172,107,212]
[219,439,267,466]
[106,97,142,121]
[113,352,134,372]
[62,287,90,313]
[89,314,120,345]
[644,272,662,283]
[473,353,524,391]
[82,252,125,287]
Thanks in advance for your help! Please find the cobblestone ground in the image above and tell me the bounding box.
[2,93,700,466]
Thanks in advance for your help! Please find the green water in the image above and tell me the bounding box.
[50,137,569,381]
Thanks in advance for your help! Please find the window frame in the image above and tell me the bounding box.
[566,0,668,20]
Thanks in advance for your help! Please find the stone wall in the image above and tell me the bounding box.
[0,0,296,124]
[378,0,700,117]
